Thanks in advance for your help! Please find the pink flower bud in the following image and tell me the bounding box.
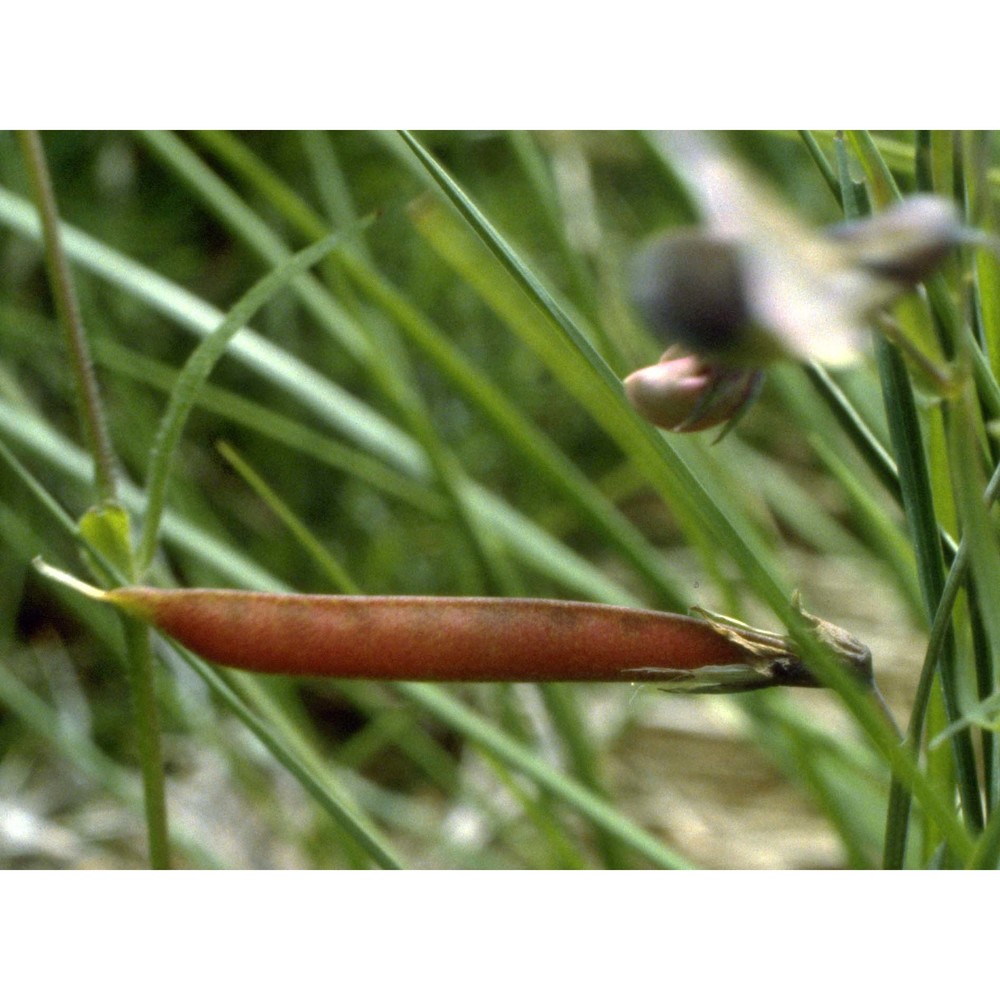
[623,353,763,433]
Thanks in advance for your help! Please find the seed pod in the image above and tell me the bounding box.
[34,561,873,693]
[101,588,766,683]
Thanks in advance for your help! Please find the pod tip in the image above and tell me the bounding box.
[32,557,111,603]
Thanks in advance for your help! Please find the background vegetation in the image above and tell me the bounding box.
[1,130,996,869]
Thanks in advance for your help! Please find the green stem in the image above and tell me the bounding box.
[121,620,171,868]
[17,131,117,503]
[805,363,904,507]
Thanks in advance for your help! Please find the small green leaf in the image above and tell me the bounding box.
[79,502,134,580]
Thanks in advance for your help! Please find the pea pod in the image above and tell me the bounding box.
[34,560,872,693]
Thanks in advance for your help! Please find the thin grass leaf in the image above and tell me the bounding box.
[967,802,1000,869]
[964,133,1000,375]
[137,131,374,361]
[298,132,376,265]
[506,131,603,329]
[535,682,632,868]
[745,695,889,868]
[137,228,360,572]
[167,643,405,869]
[950,404,1000,731]
[927,445,1000,752]
[808,434,924,622]
[804,364,905,509]
[395,681,692,869]
[480,753,593,869]
[87,337,443,515]
[798,130,840,203]
[216,441,357,595]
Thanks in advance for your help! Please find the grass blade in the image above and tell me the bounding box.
[137,228,361,572]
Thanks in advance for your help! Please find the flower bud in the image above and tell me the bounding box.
[623,353,763,433]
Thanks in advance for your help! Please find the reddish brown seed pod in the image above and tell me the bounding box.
[111,589,763,682]
[34,562,872,692]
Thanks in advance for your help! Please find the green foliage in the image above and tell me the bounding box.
[2,130,999,868]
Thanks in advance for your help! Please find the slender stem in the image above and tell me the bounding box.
[16,131,117,503]
[121,620,171,868]
[965,578,997,814]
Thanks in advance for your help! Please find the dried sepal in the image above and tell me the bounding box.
[628,603,872,694]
